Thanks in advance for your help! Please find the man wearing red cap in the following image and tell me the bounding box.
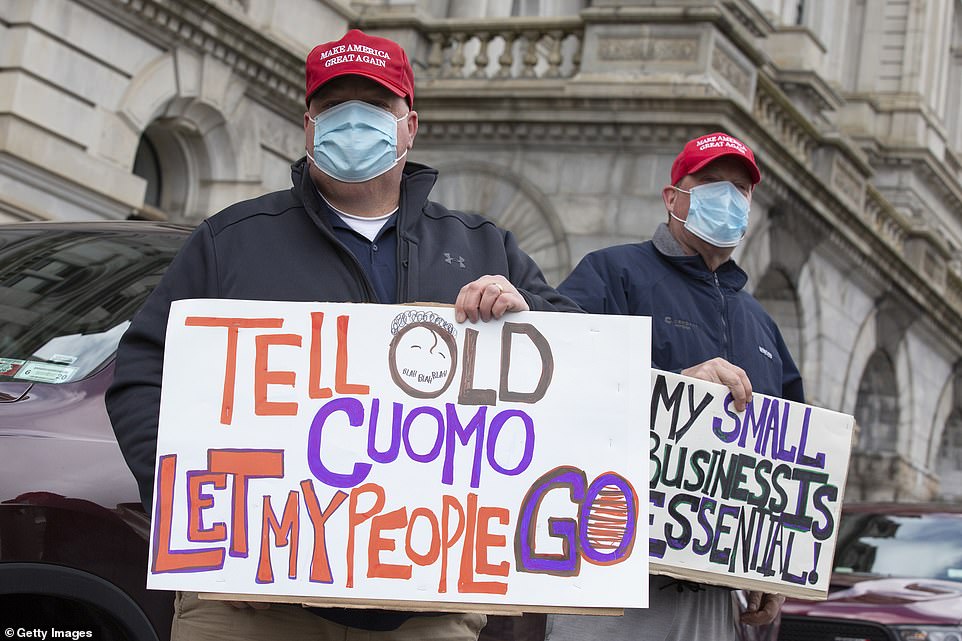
[549,132,803,641]
[107,28,578,641]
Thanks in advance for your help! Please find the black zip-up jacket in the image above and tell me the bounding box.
[106,159,578,630]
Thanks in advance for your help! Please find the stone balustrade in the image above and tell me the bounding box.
[947,271,962,313]
[863,187,908,253]
[416,19,584,80]
[753,76,818,168]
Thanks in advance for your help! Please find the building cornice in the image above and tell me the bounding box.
[579,2,772,60]
[76,0,315,116]
[867,148,962,225]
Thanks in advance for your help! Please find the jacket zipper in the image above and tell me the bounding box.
[396,231,409,303]
[328,233,379,303]
[713,272,732,361]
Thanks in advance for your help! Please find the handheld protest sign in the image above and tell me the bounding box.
[647,370,855,600]
[148,300,651,613]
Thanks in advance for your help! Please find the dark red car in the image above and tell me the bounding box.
[779,502,962,641]
[0,221,189,640]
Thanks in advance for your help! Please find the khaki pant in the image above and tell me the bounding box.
[171,592,486,641]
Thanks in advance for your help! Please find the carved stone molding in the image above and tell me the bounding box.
[414,110,712,148]
[829,154,867,213]
[711,42,752,98]
[80,0,305,115]
[597,35,699,63]
[761,167,877,279]
[753,78,818,166]
[871,153,962,228]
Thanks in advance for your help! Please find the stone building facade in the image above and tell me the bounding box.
[2,0,961,501]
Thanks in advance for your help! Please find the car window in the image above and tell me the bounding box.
[0,227,184,384]
[833,512,962,582]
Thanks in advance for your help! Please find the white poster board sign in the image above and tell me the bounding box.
[648,370,855,600]
[148,300,651,612]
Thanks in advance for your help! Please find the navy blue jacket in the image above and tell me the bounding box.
[558,237,804,402]
[105,159,578,630]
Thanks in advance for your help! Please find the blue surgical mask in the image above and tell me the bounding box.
[670,181,750,247]
[309,100,409,183]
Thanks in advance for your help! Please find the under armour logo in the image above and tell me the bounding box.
[443,252,466,268]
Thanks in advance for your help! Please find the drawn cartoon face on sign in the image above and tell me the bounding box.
[388,311,458,398]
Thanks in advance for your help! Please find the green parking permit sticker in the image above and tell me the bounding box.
[0,358,26,377]
[14,361,78,384]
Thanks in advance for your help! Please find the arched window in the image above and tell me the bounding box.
[854,350,899,452]
[937,408,962,499]
[130,122,199,222]
[753,268,803,366]
[132,134,162,210]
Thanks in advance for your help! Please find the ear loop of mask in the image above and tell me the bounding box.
[667,185,690,223]
[389,112,412,168]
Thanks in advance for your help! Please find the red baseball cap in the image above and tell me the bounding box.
[305,29,415,107]
[671,132,761,185]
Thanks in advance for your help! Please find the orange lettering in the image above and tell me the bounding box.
[152,454,225,573]
[347,483,385,588]
[257,490,300,583]
[439,494,465,593]
[301,480,347,583]
[254,333,301,416]
[186,471,227,543]
[184,316,284,425]
[208,449,285,557]
[335,315,369,395]
[458,493,507,594]
[309,312,333,399]
[368,508,412,580]
[476,506,510,579]
[405,507,441,566]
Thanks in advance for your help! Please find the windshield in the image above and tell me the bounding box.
[833,511,962,582]
[0,226,185,384]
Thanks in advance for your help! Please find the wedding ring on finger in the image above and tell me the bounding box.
[490,282,504,294]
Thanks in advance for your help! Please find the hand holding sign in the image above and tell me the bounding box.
[681,357,753,412]
[455,275,529,323]
[739,591,784,625]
